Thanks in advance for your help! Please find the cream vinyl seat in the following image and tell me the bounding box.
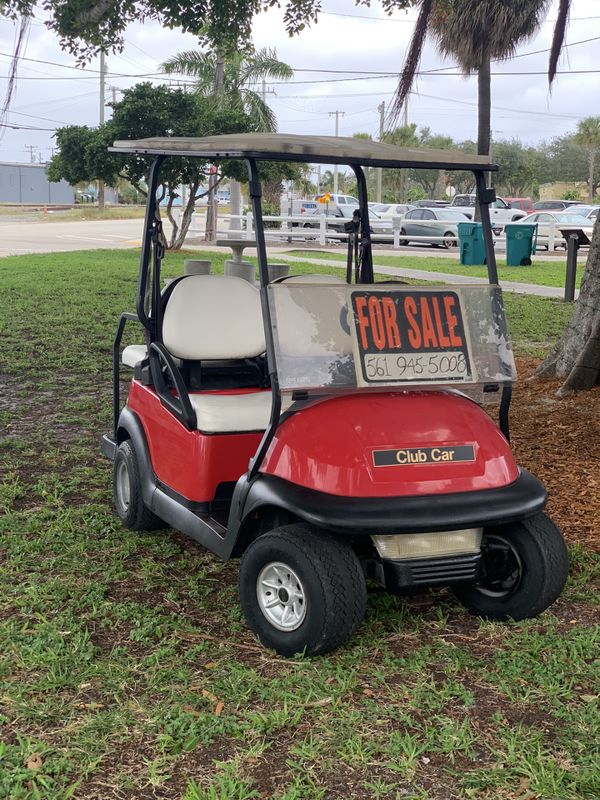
[160,275,268,433]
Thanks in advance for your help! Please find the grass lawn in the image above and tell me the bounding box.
[287,249,585,290]
[0,249,598,800]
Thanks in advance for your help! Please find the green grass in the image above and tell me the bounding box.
[288,249,585,289]
[0,248,598,799]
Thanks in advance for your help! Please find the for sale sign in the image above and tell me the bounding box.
[350,288,475,385]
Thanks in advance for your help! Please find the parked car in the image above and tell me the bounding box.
[314,192,359,206]
[412,199,450,208]
[399,207,470,248]
[511,212,596,249]
[368,202,389,213]
[302,205,390,239]
[504,197,534,214]
[377,203,415,219]
[449,193,526,224]
[561,204,600,221]
[532,200,582,211]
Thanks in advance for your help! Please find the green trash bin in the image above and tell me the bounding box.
[458,222,486,265]
[505,223,537,266]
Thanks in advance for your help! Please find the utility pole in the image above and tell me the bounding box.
[206,51,225,242]
[25,144,37,163]
[329,110,345,195]
[376,101,385,203]
[98,51,106,210]
[399,99,409,203]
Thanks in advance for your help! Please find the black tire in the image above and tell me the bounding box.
[399,228,408,246]
[443,231,457,249]
[453,513,568,621]
[112,440,165,531]
[238,523,367,657]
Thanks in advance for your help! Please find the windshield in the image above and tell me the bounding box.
[267,283,515,401]
[554,214,593,224]
[437,210,471,220]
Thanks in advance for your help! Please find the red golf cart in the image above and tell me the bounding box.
[101,134,568,656]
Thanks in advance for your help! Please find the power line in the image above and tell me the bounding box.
[319,9,600,23]
[3,32,599,83]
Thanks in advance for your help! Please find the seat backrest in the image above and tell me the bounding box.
[274,273,346,285]
[162,275,265,361]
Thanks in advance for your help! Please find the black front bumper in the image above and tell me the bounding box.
[239,469,547,535]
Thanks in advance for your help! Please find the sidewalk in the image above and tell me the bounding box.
[273,253,578,299]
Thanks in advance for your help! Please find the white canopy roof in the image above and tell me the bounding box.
[111,133,495,171]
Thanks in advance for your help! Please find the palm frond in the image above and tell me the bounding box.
[239,47,294,84]
[241,88,278,132]
[549,0,571,85]
[160,50,215,84]
[430,0,552,73]
[388,0,433,126]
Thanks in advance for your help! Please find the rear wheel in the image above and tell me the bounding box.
[453,513,568,621]
[238,523,367,656]
[113,440,165,531]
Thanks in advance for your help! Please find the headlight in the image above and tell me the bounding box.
[372,529,482,560]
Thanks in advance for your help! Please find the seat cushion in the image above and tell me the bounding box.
[122,344,147,368]
[189,390,272,433]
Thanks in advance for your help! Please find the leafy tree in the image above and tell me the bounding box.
[545,134,589,185]
[409,129,454,197]
[493,140,541,197]
[390,0,551,157]
[48,83,253,249]
[574,117,600,202]
[0,0,413,60]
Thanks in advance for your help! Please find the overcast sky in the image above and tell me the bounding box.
[1,0,599,164]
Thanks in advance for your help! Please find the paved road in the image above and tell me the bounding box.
[0,218,144,257]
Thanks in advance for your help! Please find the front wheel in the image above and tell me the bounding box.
[443,232,457,249]
[399,228,408,246]
[453,513,568,621]
[238,523,367,656]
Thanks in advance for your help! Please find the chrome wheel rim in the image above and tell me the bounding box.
[256,562,307,631]
[476,534,523,597]
[115,460,131,513]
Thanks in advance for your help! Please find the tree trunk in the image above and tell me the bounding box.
[477,56,491,158]
[534,217,600,395]
[474,55,491,222]
[172,182,200,250]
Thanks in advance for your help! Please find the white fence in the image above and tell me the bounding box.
[180,210,571,252]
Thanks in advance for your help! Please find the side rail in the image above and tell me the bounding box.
[112,311,142,440]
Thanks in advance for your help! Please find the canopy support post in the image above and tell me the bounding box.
[246,158,281,482]
[474,169,499,285]
[136,155,165,336]
[352,165,374,283]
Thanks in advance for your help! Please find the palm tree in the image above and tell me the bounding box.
[161,47,293,132]
[534,2,600,395]
[574,117,600,202]
[161,47,292,240]
[391,0,551,157]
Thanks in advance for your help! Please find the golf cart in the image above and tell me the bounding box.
[101,134,568,657]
